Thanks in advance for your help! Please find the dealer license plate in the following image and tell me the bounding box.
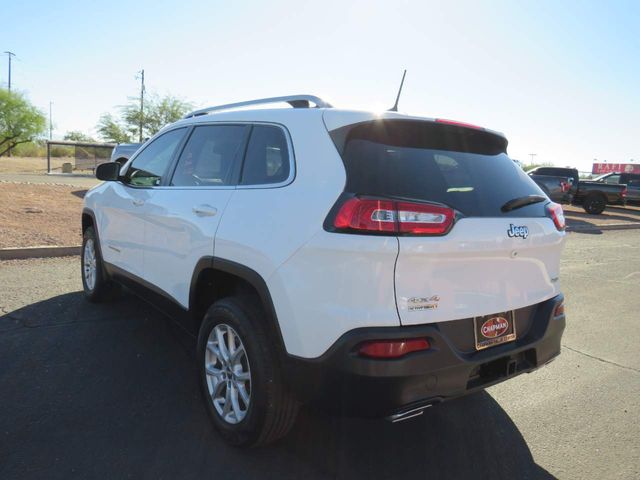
[473,311,517,350]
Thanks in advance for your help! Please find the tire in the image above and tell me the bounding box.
[197,297,299,447]
[583,193,607,215]
[81,226,119,302]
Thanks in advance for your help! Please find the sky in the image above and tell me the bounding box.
[1,0,638,171]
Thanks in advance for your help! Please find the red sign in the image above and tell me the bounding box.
[592,163,640,174]
[481,317,509,338]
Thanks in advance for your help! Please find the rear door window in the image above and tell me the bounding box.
[332,120,544,217]
[170,125,247,187]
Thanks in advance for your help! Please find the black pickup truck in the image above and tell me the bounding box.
[527,167,627,214]
[527,172,573,204]
[591,172,640,205]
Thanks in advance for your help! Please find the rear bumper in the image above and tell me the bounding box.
[284,295,565,417]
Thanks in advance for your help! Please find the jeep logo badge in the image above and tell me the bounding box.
[507,224,529,239]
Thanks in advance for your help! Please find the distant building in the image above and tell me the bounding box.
[592,162,639,174]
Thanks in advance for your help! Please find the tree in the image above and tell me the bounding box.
[0,90,47,156]
[96,94,193,143]
[64,131,96,142]
[96,113,135,143]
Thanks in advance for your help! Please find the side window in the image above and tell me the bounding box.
[123,128,186,187]
[171,125,247,187]
[240,126,290,185]
[603,174,621,184]
[627,175,640,186]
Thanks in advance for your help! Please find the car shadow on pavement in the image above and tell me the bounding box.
[0,291,555,480]
[71,189,88,199]
[565,218,604,234]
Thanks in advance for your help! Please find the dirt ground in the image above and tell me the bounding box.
[0,179,638,248]
[0,182,84,248]
[0,157,74,174]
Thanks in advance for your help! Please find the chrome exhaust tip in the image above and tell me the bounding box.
[386,404,433,423]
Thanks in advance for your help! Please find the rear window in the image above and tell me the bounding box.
[331,120,546,217]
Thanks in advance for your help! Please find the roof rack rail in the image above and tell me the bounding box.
[183,95,333,119]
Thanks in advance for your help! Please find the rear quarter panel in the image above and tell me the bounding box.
[213,111,403,358]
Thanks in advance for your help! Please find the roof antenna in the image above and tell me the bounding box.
[388,69,407,112]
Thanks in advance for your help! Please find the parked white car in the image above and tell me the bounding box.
[82,95,567,446]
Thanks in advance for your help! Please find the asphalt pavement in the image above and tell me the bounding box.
[0,230,638,479]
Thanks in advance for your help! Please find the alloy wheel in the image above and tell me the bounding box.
[83,238,97,291]
[205,324,252,424]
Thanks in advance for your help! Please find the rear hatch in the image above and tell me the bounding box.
[326,116,565,325]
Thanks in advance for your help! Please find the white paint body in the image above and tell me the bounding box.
[84,107,565,359]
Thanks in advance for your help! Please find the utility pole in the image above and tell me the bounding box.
[529,153,537,165]
[4,51,15,91]
[49,101,53,139]
[137,69,145,142]
[4,52,16,156]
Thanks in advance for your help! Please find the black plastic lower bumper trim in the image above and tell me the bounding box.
[283,294,565,417]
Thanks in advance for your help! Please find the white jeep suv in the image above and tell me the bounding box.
[82,95,567,446]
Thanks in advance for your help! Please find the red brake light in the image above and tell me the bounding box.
[560,181,570,193]
[358,338,430,359]
[621,187,628,198]
[435,118,484,130]
[334,198,396,232]
[333,197,455,236]
[554,301,565,317]
[546,203,566,231]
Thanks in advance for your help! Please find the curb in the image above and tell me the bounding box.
[0,179,92,188]
[0,245,81,260]
[566,223,640,233]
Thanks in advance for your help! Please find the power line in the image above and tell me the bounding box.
[4,51,15,91]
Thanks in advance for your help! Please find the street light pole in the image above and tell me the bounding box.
[529,153,537,165]
[4,51,15,91]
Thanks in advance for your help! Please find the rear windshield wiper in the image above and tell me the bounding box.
[501,195,546,212]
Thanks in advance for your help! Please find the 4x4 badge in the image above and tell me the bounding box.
[407,295,440,312]
[507,224,529,239]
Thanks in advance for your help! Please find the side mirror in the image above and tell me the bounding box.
[96,162,120,181]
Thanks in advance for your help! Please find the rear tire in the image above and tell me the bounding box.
[81,226,119,302]
[583,193,607,214]
[197,297,299,447]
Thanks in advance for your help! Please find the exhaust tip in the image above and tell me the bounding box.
[386,404,434,423]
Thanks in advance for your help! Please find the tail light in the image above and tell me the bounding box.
[621,187,628,198]
[560,181,570,193]
[358,338,430,359]
[333,197,455,235]
[546,203,565,231]
[554,300,565,317]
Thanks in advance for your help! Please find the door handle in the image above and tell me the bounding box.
[192,205,218,217]
[132,198,144,207]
